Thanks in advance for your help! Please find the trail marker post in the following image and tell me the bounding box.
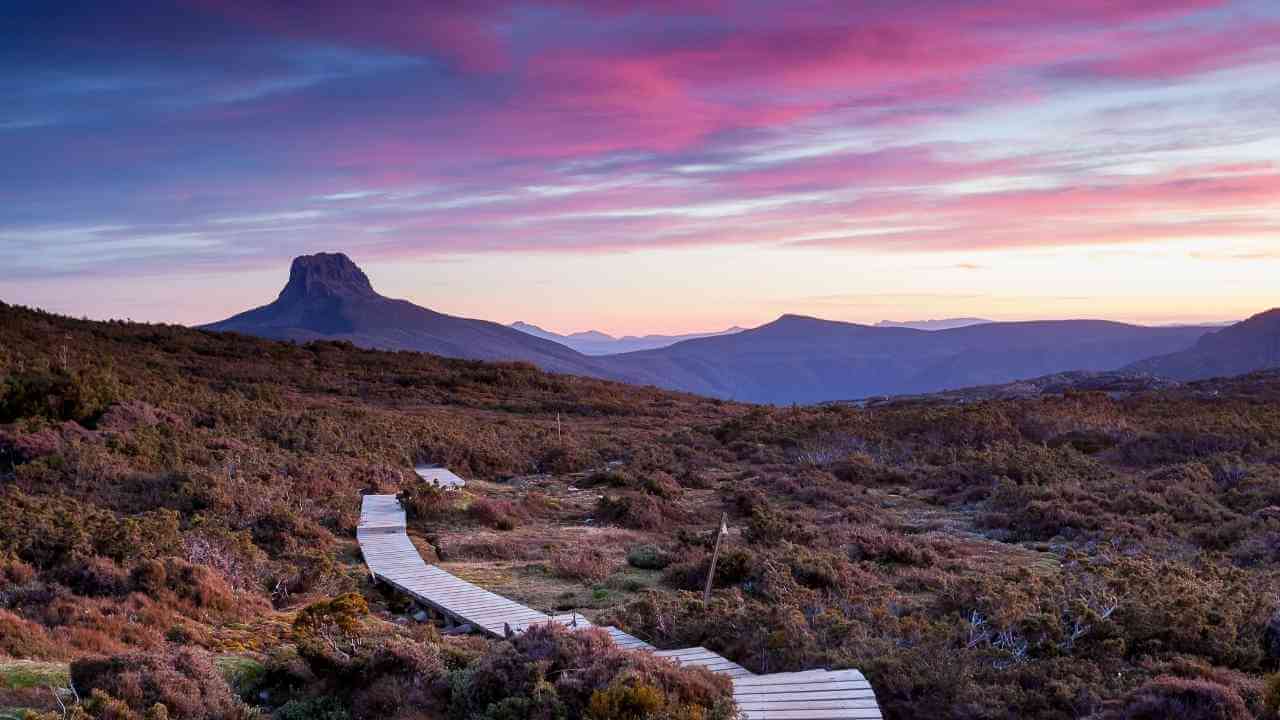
[704,513,728,604]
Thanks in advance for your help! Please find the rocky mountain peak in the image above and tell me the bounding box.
[278,252,377,301]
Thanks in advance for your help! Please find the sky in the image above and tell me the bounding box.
[2,0,1278,335]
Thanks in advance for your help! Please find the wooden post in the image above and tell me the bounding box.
[703,513,728,604]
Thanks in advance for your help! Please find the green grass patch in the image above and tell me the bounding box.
[0,661,69,691]
[214,655,266,699]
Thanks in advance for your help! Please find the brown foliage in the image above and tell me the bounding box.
[70,648,251,720]
[1109,676,1251,720]
[551,547,613,584]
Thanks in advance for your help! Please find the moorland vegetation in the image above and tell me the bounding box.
[3,301,1280,719]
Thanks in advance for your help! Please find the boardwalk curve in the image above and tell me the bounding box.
[357,493,882,719]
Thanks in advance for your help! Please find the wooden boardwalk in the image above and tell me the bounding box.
[413,465,466,489]
[357,493,882,719]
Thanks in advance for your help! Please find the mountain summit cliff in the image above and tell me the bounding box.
[278,252,378,301]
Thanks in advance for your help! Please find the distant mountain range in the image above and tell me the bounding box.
[202,253,1272,404]
[509,321,745,355]
[600,314,1214,404]
[875,318,991,330]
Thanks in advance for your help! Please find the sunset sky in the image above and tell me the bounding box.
[3,0,1278,334]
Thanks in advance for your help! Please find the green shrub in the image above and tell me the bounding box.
[275,696,349,720]
[0,366,121,426]
[626,545,670,570]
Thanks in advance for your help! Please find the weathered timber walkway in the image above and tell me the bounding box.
[357,493,882,719]
[413,465,466,489]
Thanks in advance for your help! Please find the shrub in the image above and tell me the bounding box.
[642,471,682,499]
[551,547,613,584]
[467,497,524,531]
[1110,676,1250,720]
[54,555,131,597]
[275,696,350,720]
[69,648,250,720]
[160,558,235,610]
[1265,610,1280,663]
[846,527,935,567]
[0,608,61,659]
[293,593,369,647]
[351,637,446,717]
[395,482,455,521]
[0,366,120,426]
[1265,673,1280,717]
[449,623,734,720]
[626,545,671,570]
[596,494,667,530]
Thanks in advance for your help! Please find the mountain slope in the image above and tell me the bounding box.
[1127,308,1280,380]
[509,321,745,355]
[203,253,620,379]
[604,314,1213,404]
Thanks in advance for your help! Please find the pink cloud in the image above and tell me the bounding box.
[1064,21,1280,79]
[725,146,1032,193]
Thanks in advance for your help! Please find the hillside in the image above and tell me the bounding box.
[3,302,1280,719]
[1128,308,1280,380]
[204,252,620,380]
[606,314,1213,404]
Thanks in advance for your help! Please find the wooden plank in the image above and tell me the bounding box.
[737,698,881,710]
[737,710,881,720]
[734,671,866,686]
[737,686,875,696]
[734,682,873,695]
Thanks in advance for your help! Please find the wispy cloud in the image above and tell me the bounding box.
[1,0,1278,326]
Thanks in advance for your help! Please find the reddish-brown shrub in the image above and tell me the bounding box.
[1110,676,1250,720]
[396,482,456,521]
[467,497,525,531]
[450,623,734,720]
[70,648,250,720]
[551,547,612,584]
[54,555,131,597]
[596,494,668,530]
[351,636,446,717]
[0,608,62,659]
[161,558,235,610]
